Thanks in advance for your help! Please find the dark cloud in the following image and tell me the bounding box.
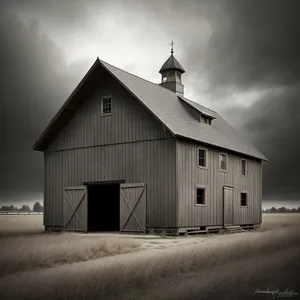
[0,7,86,203]
[187,0,300,91]
[240,85,300,201]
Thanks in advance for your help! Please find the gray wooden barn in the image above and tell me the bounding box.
[33,50,267,234]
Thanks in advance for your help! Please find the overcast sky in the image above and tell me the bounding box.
[1,0,300,208]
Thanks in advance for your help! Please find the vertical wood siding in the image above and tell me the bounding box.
[45,139,176,229]
[176,140,262,227]
[44,75,177,230]
[48,76,170,152]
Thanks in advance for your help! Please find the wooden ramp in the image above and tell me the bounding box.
[224,225,247,233]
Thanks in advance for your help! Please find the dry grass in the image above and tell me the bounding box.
[0,212,300,300]
[0,225,299,300]
[0,215,43,236]
[261,212,300,230]
[0,233,141,277]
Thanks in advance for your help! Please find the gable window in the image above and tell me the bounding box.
[198,148,207,168]
[241,159,247,176]
[196,187,205,205]
[203,117,212,125]
[219,153,227,171]
[241,192,247,207]
[101,96,112,116]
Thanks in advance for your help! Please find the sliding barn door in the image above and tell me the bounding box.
[63,186,87,232]
[120,183,146,233]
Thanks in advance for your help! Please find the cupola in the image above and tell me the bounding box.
[159,41,185,95]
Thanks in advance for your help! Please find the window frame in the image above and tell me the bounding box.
[241,159,247,177]
[196,185,206,206]
[197,147,208,169]
[240,191,248,207]
[101,96,112,116]
[219,153,228,172]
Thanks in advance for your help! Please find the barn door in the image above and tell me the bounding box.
[223,186,234,227]
[63,186,87,232]
[120,183,146,233]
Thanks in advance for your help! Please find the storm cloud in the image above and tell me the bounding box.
[1,0,300,206]
[0,7,87,205]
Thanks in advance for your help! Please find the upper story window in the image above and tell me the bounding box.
[101,96,112,116]
[241,159,247,176]
[219,153,228,171]
[202,117,212,125]
[198,148,207,168]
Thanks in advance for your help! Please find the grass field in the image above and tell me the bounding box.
[1,213,299,236]
[0,213,299,300]
[0,233,141,277]
[0,215,44,236]
[261,212,300,229]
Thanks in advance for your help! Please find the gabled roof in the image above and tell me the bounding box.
[159,54,185,74]
[33,58,267,161]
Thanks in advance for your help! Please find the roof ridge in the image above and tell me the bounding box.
[98,58,177,96]
[99,59,218,116]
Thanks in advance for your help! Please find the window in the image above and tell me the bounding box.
[241,159,247,176]
[162,75,167,82]
[220,153,227,171]
[198,148,207,168]
[203,117,212,125]
[241,192,247,207]
[101,97,112,115]
[175,72,181,83]
[196,188,205,205]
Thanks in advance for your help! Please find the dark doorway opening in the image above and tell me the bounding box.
[87,183,120,232]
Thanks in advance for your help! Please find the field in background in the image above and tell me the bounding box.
[0,215,44,236]
[261,212,300,230]
[1,213,300,236]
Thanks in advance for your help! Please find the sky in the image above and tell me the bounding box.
[0,0,300,208]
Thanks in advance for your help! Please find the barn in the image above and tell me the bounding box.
[33,48,267,235]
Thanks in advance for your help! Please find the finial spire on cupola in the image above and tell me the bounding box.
[170,40,174,54]
[159,41,185,96]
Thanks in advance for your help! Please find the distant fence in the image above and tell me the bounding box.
[0,211,43,215]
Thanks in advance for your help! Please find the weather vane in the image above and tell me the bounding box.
[170,40,174,54]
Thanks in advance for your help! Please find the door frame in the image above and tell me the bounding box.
[223,185,234,227]
[83,180,125,233]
